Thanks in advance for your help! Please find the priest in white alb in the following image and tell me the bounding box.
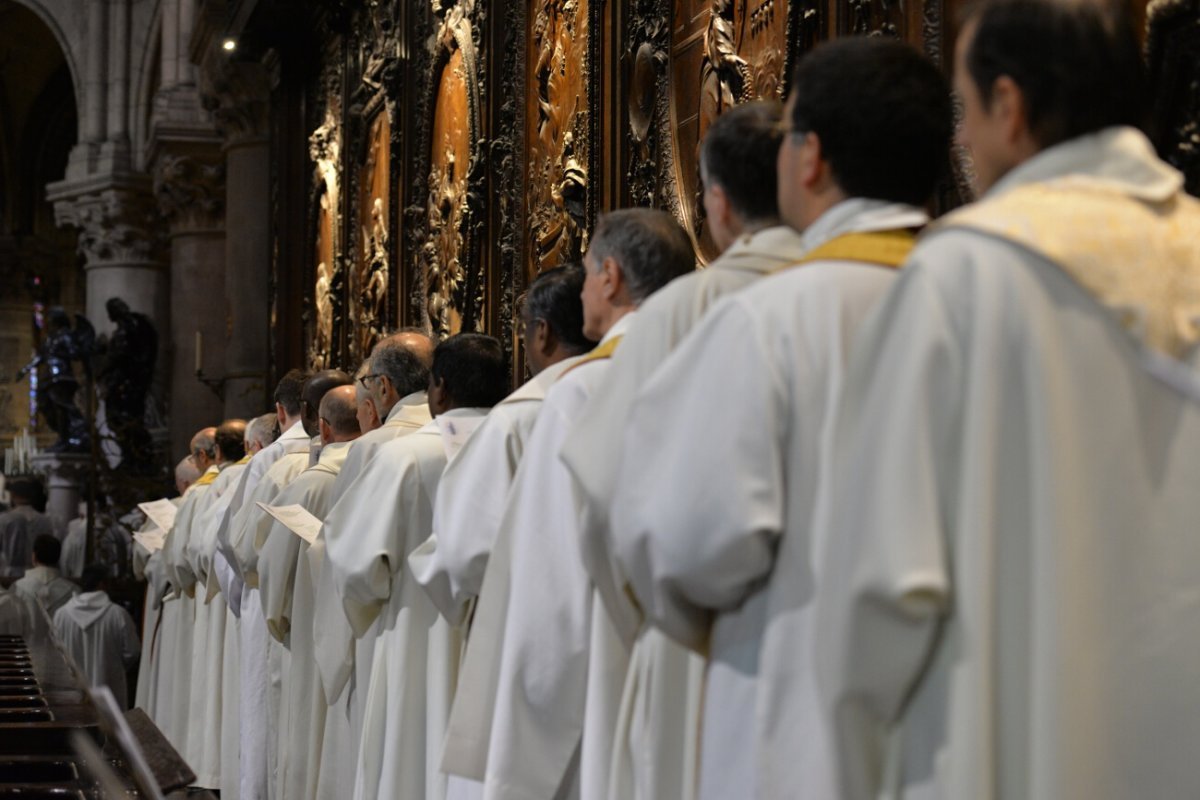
[310,331,434,791]
[325,334,507,800]
[256,384,360,800]
[816,5,1200,799]
[611,39,952,800]
[481,210,694,800]
[412,266,593,800]
[558,100,799,800]
[14,534,79,643]
[53,564,140,708]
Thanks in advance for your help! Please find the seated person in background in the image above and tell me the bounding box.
[53,564,140,708]
[0,478,52,578]
[14,534,80,642]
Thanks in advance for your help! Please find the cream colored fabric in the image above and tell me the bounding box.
[559,224,811,800]
[324,410,484,800]
[816,128,1200,800]
[613,200,924,800]
[480,316,634,800]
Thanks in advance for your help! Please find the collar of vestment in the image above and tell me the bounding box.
[195,465,221,486]
[279,419,309,442]
[719,225,811,273]
[801,198,929,255]
[310,439,352,473]
[235,454,252,465]
[504,354,585,405]
[771,229,917,274]
[940,126,1200,359]
[23,565,60,584]
[384,391,431,429]
[561,313,635,378]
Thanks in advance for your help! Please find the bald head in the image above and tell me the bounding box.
[190,427,217,471]
[302,369,354,437]
[175,456,201,494]
[368,330,435,418]
[319,385,362,444]
[214,419,247,463]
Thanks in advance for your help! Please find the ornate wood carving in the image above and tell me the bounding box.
[307,89,342,371]
[411,0,487,338]
[1147,0,1200,197]
[351,110,392,360]
[526,0,591,280]
[625,0,672,209]
[665,0,810,261]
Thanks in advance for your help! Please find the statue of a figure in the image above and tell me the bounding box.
[98,298,157,435]
[16,308,95,452]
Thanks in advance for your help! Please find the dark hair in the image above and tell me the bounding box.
[33,534,61,567]
[371,337,431,398]
[318,386,361,437]
[962,0,1147,149]
[215,420,247,463]
[789,38,952,206]
[7,477,41,505]
[522,264,593,354]
[273,369,309,416]
[588,209,695,303]
[81,563,107,593]
[301,369,353,436]
[701,100,784,223]
[432,333,509,409]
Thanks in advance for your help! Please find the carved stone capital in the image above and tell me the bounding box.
[48,175,165,269]
[153,152,227,231]
[199,60,271,147]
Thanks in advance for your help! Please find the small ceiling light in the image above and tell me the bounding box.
[222,38,237,52]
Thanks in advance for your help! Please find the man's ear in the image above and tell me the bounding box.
[799,131,825,189]
[601,255,623,301]
[989,75,1028,145]
[318,417,333,443]
[708,183,732,231]
[533,318,556,357]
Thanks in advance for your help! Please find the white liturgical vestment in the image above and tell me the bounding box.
[255,440,350,800]
[613,199,926,800]
[53,591,140,708]
[411,355,582,627]
[815,128,1200,800]
[482,314,635,800]
[14,564,80,644]
[0,584,28,636]
[326,409,486,800]
[312,392,431,792]
[560,224,810,800]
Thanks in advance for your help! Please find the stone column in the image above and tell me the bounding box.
[153,149,227,458]
[30,453,90,538]
[202,62,272,419]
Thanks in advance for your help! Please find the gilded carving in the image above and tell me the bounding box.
[353,111,392,360]
[527,0,591,279]
[845,0,903,37]
[308,106,341,371]
[417,0,485,338]
[667,0,795,260]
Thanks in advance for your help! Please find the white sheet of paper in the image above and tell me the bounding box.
[437,415,486,461]
[137,499,179,534]
[133,530,166,554]
[256,502,323,545]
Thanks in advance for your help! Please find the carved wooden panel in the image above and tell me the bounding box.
[526,0,591,281]
[307,92,342,372]
[350,109,392,360]
[666,0,814,261]
[1147,0,1200,197]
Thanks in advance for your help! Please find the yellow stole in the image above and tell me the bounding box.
[194,468,220,487]
[941,180,1200,358]
[771,228,918,275]
[560,335,624,379]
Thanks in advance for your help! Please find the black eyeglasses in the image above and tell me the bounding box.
[358,373,382,388]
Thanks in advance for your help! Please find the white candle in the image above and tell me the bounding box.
[195,331,203,373]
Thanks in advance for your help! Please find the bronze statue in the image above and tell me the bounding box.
[97,297,158,469]
[16,307,95,452]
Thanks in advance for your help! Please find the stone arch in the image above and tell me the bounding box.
[5,0,84,142]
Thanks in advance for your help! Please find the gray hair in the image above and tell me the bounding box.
[245,413,279,449]
[175,456,201,485]
[319,386,361,437]
[370,332,432,398]
[587,209,695,303]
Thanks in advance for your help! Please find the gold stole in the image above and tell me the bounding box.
[194,469,220,487]
[771,228,918,275]
[560,334,624,378]
[941,181,1200,358]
